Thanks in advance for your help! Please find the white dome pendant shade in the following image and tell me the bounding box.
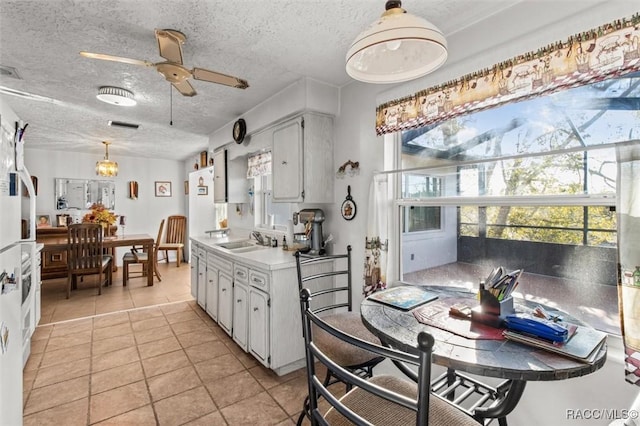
[346,0,448,84]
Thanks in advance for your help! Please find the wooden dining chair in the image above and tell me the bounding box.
[66,223,113,298]
[157,215,186,267]
[299,288,479,426]
[294,245,384,425]
[122,219,164,285]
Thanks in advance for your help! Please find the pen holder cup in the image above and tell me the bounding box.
[471,290,515,327]
[479,290,514,318]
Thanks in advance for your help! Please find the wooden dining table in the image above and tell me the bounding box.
[37,233,156,286]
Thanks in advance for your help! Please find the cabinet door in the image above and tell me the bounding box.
[272,118,303,202]
[249,288,269,366]
[233,283,249,351]
[197,258,207,309]
[213,150,228,203]
[218,272,233,336]
[205,266,219,320]
[190,253,198,299]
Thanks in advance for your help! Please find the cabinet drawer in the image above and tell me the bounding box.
[249,269,269,291]
[234,264,249,284]
[207,253,232,273]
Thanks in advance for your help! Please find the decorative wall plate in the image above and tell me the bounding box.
[341,185,356,221]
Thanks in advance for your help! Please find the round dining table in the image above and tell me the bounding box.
[360,285,607,425]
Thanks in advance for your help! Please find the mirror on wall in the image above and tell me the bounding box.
[55,178,115,210]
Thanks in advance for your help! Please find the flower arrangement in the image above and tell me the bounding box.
[82,203,118,227]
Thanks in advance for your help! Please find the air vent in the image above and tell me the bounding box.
[108,120,140,129]
[0,65,21,79]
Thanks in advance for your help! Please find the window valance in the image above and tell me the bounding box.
[375,14,640,136]
[247,151,272,178]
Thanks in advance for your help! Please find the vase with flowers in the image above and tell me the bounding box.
[82,203,118,237]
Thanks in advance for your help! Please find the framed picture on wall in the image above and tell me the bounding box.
[197,185,208,196]
[36,214,52,228]
[200,151,208,168]
[155,181,172,197]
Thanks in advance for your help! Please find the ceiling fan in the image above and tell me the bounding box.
[80,29,249,97]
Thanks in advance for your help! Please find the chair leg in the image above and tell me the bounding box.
[97,270,102,296]
[154,262,162,282]
[123,262,128,286]
[66,275,72,299]
[176,250,181,267]
[164,250,169,264]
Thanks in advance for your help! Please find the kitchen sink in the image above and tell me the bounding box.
[217,240,256,250]
[229,245,268,254]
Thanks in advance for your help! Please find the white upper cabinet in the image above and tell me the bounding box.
[213,150,228,203]
[272,113,333,203]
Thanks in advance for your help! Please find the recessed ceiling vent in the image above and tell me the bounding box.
[108,120,140,129]
[0,65,22,79]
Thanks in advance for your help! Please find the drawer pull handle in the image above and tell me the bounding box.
[282,160,287,165]
[222,288,227,292]
[253,307,259,312]
[237,299,242,303]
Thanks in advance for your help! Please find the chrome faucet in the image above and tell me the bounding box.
[250,231,265,245]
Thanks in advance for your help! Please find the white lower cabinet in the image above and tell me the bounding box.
[190,238,305,376]
[232,282,249,351]
[197,257,207,309]
[189,244,199,299]
[249,288,269,366]
[218,271,233,336]
[205,265,218,320]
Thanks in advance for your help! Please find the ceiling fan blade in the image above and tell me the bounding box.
[172,80,197,97]
[79,51,153,67]
[192,67,249,89]
[155,29,185,65]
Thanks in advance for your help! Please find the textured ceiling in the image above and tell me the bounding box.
[0,0,519,161]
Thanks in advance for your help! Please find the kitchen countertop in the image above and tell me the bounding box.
[190,235,298,271]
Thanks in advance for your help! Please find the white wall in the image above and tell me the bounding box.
[25,148,186,265]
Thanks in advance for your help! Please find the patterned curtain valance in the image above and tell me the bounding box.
[246,151,272,178]
[375,14,640,136]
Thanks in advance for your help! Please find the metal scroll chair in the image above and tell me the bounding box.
[157,215,186,267]
[122,219,164,285]
[66,223,113,298]
[295,245,384,425]
[300,288,480,425]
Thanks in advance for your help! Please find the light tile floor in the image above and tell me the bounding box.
[28,263,326,425]
[25,300,317,425]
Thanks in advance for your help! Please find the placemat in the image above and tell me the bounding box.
[412,297,505,340]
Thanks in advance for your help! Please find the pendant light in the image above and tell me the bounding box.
[346,0,448,84]
[96,141,118,177]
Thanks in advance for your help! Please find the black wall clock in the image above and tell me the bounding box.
[233,118,246,144]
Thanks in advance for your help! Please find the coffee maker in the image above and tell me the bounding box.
[293,208,325,255]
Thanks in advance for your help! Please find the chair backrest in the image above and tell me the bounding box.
[164,215,186,244]
[153,219,165,257]
[295,245,353,314]
[299,288,436,425]
[67,223,104,273]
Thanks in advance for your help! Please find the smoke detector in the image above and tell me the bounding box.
[96,86,136,106]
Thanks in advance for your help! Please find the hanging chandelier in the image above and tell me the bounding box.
[346,0,448,84]
[96,141,118,177]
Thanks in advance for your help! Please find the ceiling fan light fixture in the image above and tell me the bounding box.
[96,141,119,177]
[96,86,137,106]
[346,0,448,84]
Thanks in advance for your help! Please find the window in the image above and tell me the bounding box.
[392,73,640,335]
[401,174,442,233]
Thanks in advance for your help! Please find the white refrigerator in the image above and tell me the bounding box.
[1,120,36,424]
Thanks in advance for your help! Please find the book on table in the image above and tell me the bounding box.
[503,324,607,364]
[367,286,439,310]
